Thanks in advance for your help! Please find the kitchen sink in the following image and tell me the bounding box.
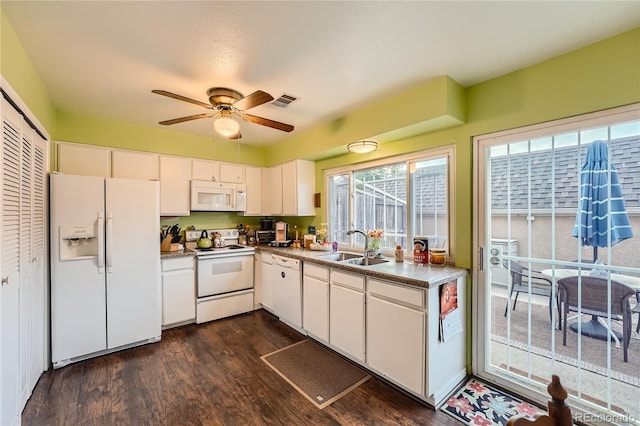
[318,252,362,261]
[339,257,389,266]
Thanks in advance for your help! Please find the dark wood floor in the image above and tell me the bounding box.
[22,309,462,425]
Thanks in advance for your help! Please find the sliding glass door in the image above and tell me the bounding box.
[473,104,640,424]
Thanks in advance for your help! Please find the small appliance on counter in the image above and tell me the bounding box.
[275,221,288,242]
[255,230,275,245]
[260,217,273,231]
[255,216,275,245]
[272,221,291,247]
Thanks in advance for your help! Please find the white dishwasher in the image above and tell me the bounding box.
[271,254,302,328]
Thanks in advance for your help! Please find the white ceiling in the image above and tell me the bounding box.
[3,1,639,146]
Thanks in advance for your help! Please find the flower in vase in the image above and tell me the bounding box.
[366,229,383,250]
[316,225,328,243]
[366,229,384,239]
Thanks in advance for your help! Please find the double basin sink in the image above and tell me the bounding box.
[318,251,389,266]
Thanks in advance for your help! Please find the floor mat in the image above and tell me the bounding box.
[261,339,370,409]
[441,378,545,425]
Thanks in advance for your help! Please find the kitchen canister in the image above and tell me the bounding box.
[413,237,429,265]
[429,248,447,266]
[395,245,404,262]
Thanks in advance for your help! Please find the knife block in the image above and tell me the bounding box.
[161,235,180,252]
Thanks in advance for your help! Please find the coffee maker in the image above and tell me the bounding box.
[275,221,288,242]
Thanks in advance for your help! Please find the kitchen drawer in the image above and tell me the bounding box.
[368,278,425,309]
[330,269,365,291]
[304,262,329,281]
[196,289,254,323]
[161,256,194,272]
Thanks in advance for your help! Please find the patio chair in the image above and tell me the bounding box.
[633,295,640,335]
[562,260,640,334]
[503,260,554,320]
[557,276,635,362]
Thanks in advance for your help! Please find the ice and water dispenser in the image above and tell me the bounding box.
[59,224,99,260]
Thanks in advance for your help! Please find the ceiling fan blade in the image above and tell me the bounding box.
[152,89,212,109]
[159,113,213,125]
[240,113,294,132]
[232,90,274,111]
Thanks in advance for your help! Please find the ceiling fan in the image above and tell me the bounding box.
[152,87,294,139]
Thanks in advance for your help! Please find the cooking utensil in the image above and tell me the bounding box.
[197,230,212,249]
[169,225,181,243]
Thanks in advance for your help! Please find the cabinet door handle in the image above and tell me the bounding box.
[281,271,285,279]
[1,276,8,286]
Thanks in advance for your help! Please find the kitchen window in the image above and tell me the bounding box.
[325,146,455,258]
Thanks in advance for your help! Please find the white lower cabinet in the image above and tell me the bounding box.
[161,256,195,328]
[302,263,329,343]
[260,256,274,311]
[367,278,426,396]
[329,270,365,362]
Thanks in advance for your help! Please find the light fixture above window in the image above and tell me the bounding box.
[214,116,240,138]
[347,140,378,154]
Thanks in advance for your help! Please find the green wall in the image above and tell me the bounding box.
[314,27,640,271]
[1,10,56,135]
[55,110,268,166]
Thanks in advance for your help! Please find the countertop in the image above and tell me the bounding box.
[256,246,468,289]
[160,250,196,260]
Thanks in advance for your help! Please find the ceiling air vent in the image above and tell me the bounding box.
[272,93,299,108]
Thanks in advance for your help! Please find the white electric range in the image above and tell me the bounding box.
[184,229,255,323]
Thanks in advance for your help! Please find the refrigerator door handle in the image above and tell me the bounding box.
[97,212,105,274]
[106,212,114,273]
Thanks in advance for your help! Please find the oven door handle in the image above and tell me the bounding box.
[197,251,255,261]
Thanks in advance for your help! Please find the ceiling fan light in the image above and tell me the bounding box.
[214,117,240,138]
[347,140,377,154]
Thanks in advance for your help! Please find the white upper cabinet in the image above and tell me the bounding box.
[219,163,245,184]
[244,166,262,216]
[268,165,283,216]
[55,141,314,216]
[282,159,315,216]
[261,167,271,216]
[57,142,111,177]
[111,150,159,180]
[191,159,220,182]
[159,156,191,216]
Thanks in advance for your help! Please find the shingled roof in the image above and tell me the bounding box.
[490,136,640,211]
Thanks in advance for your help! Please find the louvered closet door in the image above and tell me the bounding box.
[19,122,33,405]
[1,97,22,426]
[29,137,46,390]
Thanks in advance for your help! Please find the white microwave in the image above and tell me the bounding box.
[190,181,246,212]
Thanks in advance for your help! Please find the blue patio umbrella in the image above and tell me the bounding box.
[572,140,633,258]
[570,140,633,340]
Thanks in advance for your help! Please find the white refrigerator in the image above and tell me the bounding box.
[50,173,161,367]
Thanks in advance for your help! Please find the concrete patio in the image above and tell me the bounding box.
[489,287,640,422]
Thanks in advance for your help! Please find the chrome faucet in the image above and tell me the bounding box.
[346,229,374,258]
